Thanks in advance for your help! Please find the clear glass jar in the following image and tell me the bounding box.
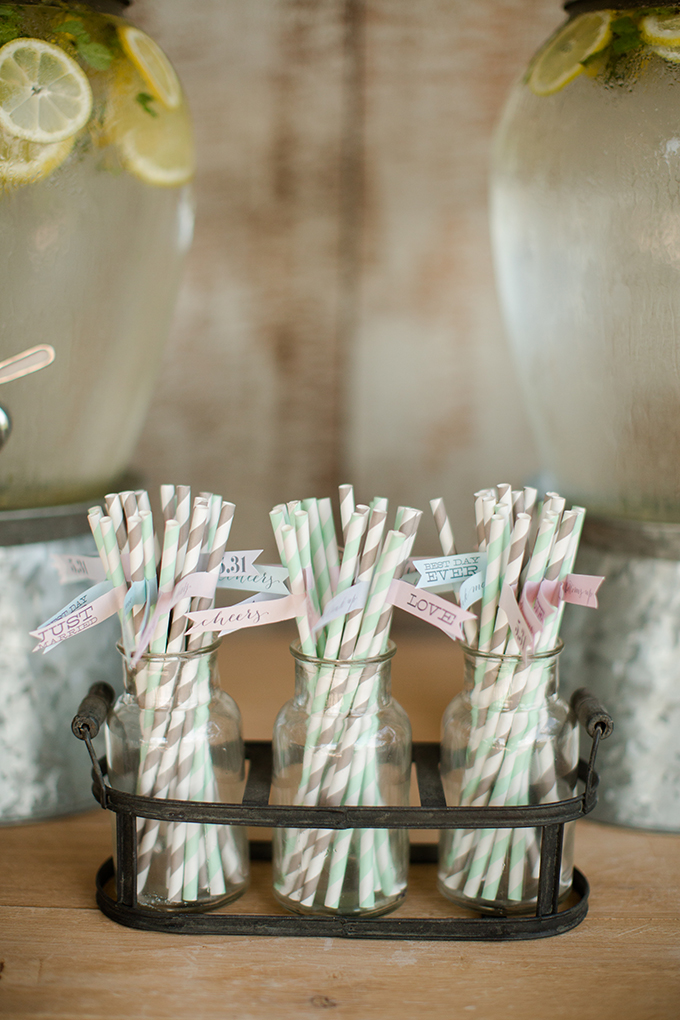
[105,642,249,911]
[271,641,411,917]
[438,643,578,914]
[0,2,194,508]
[491,2,680,521]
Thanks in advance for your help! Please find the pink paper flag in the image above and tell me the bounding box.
[561,573,605,608]
[186,592,307,637]
[387,578,476,642]
[499,582,535,660]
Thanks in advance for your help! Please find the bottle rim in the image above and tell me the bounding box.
[459,638,563,664]
[290,639,396,667]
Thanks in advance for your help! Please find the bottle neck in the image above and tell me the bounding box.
[460,645,561,710]
[291,645,394,715]
[121,646,220,709]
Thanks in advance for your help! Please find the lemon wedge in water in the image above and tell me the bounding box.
[106,66,194,187]
[0,38,92,143]
[529,12,612,96]
[640,13,680,47]
[0,130,74,186]
[118,25,181,110]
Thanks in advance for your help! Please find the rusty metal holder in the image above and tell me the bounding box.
[72,684,612,941]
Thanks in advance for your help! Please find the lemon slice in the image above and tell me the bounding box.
[106,68,194,187]
[118,25,181,110]
[0,129,73,185]
[529,12,613,96]
[0,38,92,143]
[652,44,680,64]
[640,12,680,47]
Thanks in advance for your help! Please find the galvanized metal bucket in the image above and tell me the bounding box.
[0,503,120,824]
[560,515,680,832]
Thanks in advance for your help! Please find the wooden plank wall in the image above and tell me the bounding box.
[131,0,564,552]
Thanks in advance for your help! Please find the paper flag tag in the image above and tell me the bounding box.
[459,571,484,610]
[561,573,604,608]
[517,582,546,641]
[51,554,106,585]
[217,564,289,596]
[312,581,369,634]
[186,591,307,638]
[31,581,126,653]
[218,549,263,580]
[535,578,560,624]
[387,579,476,641]
[411,553,486,589]
[499,582,535,661]
[123,579,153,616]
[131,571,219,665]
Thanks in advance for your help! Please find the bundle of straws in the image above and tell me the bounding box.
[432,485,585,906]
[88,486,247,904]
[269,487,422,912]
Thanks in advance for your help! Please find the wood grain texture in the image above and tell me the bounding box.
[131,0,350,551]
[1,820,678,1019]
[1,630,678,1020]
[127,1,566,551]
[346,0,564,550]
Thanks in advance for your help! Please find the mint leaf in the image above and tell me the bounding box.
[136,92,159,117]
[59,18,89,41]
[610,16,641,56]
[77,39,114,70]
[0,24,18,45]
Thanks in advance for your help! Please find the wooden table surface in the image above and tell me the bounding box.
[1,628,679,1019]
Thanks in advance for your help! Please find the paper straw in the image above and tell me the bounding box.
[318,497,340,592]
[121,490,138,524]
[104,493,128,556]
[338,508,387,660]
[293,510,322,645]
[430,497,456,556]
[281,524,316,656]
[369,507,421,657]
[511,489,524,518]
[302,499,333,612]
[126,515,146,641]
[173,485,192,581]
[477,515,505,653]
[160,484,176,522]
[338,484,355,543]
[270,506,289,563]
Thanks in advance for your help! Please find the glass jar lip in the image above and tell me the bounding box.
[459,639,563,664]
[117,638,222,666]
[290,639,396,667]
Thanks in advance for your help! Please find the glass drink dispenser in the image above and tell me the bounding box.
[0,0,194,821]
[490,1,680,829]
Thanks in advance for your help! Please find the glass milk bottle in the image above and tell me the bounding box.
[271,642,412,917]
[438,643,578,914]
[105,642,249,911]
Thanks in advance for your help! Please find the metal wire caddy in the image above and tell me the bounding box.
[72,684,612,942]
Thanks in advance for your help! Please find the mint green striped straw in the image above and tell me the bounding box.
[302,498,333,613]
[317,496,340,594]
[281,524,316,656]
